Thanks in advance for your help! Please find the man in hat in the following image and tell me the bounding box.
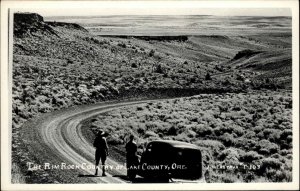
[125,135,138,179]
[93,130,108,176]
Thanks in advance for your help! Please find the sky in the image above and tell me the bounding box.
[20,8,291,17]
[13,1,292,17]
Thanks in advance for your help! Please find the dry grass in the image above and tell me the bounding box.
[11,162,26,183]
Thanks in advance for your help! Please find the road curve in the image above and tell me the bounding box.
[20,100,152,183]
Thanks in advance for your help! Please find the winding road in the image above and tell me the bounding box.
[20,99,205,183]
[21,100,153,183]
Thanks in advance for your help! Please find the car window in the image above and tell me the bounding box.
[175,148,202,163]
[152,143,171,156]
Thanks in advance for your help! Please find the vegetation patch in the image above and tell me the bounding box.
[90,92,292,182]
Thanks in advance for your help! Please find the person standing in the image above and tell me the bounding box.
[125,135,138,179]
[93,131,108,176]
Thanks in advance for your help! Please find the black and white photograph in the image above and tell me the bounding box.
[1,0,299,190]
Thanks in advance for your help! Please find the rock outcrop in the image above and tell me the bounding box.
[14,13,87,38]
[14,13,59,37]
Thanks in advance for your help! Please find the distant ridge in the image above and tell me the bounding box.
[100,35,189,42]
[46,22,87,32]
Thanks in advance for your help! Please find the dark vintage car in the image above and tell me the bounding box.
[128,140,202,180]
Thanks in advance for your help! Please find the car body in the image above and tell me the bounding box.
[133,140,202,180]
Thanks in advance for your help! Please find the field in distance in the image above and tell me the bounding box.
[45,15,291,36]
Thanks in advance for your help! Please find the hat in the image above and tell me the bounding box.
[97,131,105,136]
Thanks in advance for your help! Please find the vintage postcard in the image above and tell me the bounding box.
[1,0,299,190]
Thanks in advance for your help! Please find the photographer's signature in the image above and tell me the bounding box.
[206,163,260,170]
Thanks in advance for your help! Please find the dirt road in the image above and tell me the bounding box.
[20,100,155,183]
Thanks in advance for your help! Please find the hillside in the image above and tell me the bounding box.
[226,48,292,88]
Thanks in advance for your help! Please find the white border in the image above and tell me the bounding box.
[1,1,299,190]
